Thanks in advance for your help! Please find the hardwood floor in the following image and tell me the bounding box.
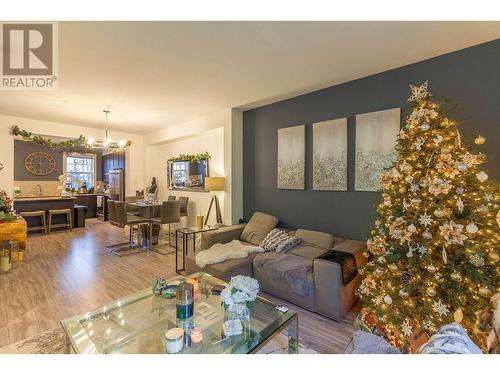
[0,219,358,353]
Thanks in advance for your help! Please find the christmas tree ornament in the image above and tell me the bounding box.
[488,252,499,262]
[454,308,464,323]
[401,319,413,336]
[469,254,485,267]
[474,135,486,145]
[433,134,443,144]
[422,230,433,239]
[399,289,409,299]
[415,138,425,151]
[407,224,417,233]
[426,264,437,273]
[404,175,413,183]
[456,197,464,213]
[426,287,437,297]
[450,271,462,282]
[465,223,478,234]
[399,186,406,193]
[478,287,492,298]
[434,273,444,282]
[434,209,445,218]
[384,295,393,305]
[442,247,448,264]
[420,122,430,131]
[407,81,429,102]
[432,299,450,316]
[388,264,398,272]
[412,198,422,204]
[401,270,412,284]
[479,205,489,214]
[456,162,468,172]
[419,211,433,227]
[476,171,488,182]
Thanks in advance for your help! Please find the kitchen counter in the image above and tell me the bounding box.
[14,196,77,202]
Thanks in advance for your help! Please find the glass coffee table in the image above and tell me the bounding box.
[61,272,298,354]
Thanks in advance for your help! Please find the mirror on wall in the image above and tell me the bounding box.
[167,159,209,191]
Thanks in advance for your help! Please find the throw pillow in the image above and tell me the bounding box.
[240,212,279,245]
[261,228,301,253]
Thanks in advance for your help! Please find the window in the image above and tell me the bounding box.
[65,154,96,189]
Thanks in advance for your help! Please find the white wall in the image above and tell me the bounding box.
[0,114,145,196]
[145,127,224,227]
[143,108,243,226]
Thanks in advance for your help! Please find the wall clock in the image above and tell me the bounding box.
[25,152,56,176]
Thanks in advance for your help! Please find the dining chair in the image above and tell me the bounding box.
[168,195,176,201]
[150,201,181,247]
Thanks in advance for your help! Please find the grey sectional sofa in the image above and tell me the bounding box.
[185,212,367,321]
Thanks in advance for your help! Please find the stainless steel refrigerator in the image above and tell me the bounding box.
[108,168,125,201]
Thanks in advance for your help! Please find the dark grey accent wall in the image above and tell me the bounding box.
[243,39,500,241]
[14,140,64,180]
[14,140,103,181]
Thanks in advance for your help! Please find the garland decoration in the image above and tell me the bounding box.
[167,152,211,163]
[10,125,132,150]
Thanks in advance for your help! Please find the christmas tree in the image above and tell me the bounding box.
[357,81,499,353]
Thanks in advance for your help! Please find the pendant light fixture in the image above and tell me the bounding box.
[85,110,129,152]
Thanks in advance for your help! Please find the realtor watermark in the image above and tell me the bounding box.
[0,22,58,90]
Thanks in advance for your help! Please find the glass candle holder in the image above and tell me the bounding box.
[176,282,194,319]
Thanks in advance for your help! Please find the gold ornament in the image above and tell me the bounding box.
[427,264,437,274]
[399,186,406,193]
[476,171,489,182]
[388,264,398,272]
[488,252,499,262]
[399,289,409,299]
[427,287,437,297]
[434,209,445,218]
[478,287,492,298]
[474,135,486,145]
[407,224,417,233]
[421,123,430,131]
[451,271,462,282]
[454,307,464,323]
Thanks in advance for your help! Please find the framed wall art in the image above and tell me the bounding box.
[355,108,400,191]
[277,125,305,190]
[312,118,347,191]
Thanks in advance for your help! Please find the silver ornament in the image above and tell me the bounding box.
[420,123,430,131]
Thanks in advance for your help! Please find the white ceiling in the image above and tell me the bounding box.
[0,21,499,134]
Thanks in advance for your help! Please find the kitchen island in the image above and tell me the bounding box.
[13,197,77,230]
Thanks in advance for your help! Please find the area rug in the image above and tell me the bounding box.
[0,328,316,354]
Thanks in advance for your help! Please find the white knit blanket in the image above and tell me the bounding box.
[195,240,265,268]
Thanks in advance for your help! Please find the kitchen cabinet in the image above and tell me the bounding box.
[102,151,125,183]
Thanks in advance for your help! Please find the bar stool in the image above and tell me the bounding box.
[20,211,47,234]
[48,209,73,233]
[167,195,176,201]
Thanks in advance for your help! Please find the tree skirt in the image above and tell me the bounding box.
[0,328,316,354]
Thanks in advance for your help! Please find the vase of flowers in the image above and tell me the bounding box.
[220,275,259,320]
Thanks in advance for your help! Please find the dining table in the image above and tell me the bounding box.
[127,201,166,253]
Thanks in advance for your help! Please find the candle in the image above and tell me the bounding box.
[165,328,184,353]
[186,277,200,300]
[0,256,11,273]
[196,214,204,230]
[190,327,203,344]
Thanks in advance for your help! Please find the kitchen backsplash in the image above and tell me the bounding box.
[13,181,62,197]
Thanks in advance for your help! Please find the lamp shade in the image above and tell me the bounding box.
[205,177,225,192]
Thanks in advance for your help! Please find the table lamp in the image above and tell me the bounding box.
[205,177,225,226]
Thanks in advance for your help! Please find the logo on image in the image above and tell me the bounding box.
[1,22,58,90]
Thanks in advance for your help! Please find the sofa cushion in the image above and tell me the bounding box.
[295,229,334,250]
[288,243,329,259]
[240,212,279,246]
[186,248,257,281]
[261,228,301,253]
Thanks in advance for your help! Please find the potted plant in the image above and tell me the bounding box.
[220,275,260,319]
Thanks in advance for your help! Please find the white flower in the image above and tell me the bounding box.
[401,319,413,337]
[432,300,449,317]
[220,276,260,306]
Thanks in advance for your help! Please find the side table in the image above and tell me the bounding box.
[175,226,217,274]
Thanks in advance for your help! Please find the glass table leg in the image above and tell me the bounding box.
[288,316,299,354]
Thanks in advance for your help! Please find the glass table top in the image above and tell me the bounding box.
[61,272,296,354]
[177,226,217,234]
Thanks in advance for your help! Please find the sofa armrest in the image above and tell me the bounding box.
[332,239,368,268]
[200,224,247,250]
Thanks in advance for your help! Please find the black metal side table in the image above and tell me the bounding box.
[175,226,217,274]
